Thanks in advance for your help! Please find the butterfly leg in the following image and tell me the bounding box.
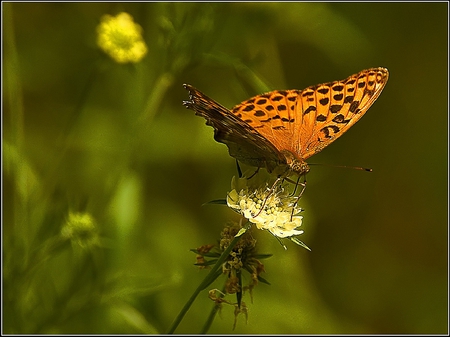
[289,176,307,220]
[235,160,260,179]
[236,160,243,178]
[286,175,301,197]
[247,167,260,180]
[252,176,283,218]
[283,174,307,198]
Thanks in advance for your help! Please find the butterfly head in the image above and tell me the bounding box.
[279,150,310,177]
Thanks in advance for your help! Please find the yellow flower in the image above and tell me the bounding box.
[61,212,99,248]
[227,176,304,239]
[97,12,148,63]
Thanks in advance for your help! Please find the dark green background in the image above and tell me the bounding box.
[4,2,448,334]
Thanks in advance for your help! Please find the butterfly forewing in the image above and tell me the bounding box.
[296,67,389,159]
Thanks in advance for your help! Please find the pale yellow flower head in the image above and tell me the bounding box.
[97,12,148,63]
[61,212,99,248]
[227,176,304,239]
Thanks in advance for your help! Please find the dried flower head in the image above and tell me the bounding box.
[219,222,270,299]
[193,222,271,295]
[193,222,271,329]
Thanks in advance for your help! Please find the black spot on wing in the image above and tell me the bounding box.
[321,125,340,139]
[303,106,317,115]
[332,114,350,123]
[330,105,342,113]
[256,98,267,104]
[319,98,329,106]
[344,95,354,103]
[349,101,360,113]
[254,110,266,117]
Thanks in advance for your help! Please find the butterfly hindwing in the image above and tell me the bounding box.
[230,89,300,159]
[183,84,287,172]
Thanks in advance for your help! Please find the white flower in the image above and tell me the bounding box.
[226,176,304,239]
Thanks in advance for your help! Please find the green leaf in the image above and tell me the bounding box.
[202,199,228,206]
[290,237,311,251]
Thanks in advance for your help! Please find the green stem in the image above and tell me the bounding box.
[139,72,174,127]
[203,53,271,93]
[200,282,227,334]
[166,223,251,334]
[4,3,24,151]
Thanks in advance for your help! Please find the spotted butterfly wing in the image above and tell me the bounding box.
[183,67,389,176]
[183,84,287,172]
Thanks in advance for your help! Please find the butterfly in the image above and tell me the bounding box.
[183,67,389,177]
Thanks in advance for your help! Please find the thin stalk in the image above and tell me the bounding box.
[139,72,174,127]
[199,283,227,334]
[166,223,251,334]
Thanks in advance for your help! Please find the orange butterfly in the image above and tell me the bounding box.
[183,67,388,177]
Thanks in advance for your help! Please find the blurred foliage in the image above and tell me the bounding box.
[3,2,448,334]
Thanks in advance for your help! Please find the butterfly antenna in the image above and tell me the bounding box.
[309,163,373,172]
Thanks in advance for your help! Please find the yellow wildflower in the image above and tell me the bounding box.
[61,212,99,248]
[97,12,148,63]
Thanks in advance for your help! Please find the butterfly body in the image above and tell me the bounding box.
[183,67,388,177]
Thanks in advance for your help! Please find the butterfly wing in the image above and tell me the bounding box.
[183,67,388,175]
[224,68,388,166]
[293,67,389,159]
[229,89,300,161]
[183,84,287,172]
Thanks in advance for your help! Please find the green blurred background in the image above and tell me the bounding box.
[3,2,448,334]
